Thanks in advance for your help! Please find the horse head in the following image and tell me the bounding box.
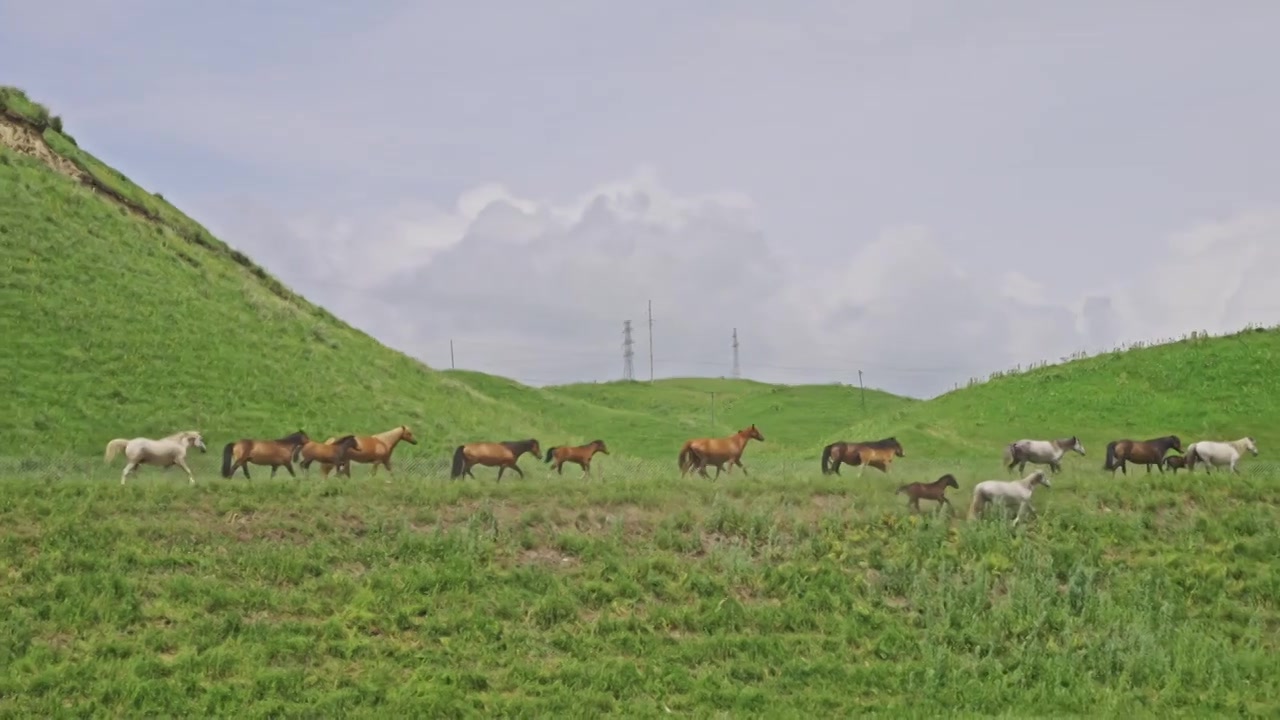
[1069,436,1086,455]
[889,437,904,457]
[1245,437,1259,455]
[745,424,765,442]
[592,439,609,454]
[941,473,959,489]
[399,426,418,444]
[528,439,542,457]
[187,432,207,452]
[1030,470,1050,488]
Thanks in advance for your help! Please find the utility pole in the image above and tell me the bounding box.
[622,320,635,380]
[858,369,866,411]
[710,391,716,426]
[647,300,654,383]
[732,328,740,379]
[450,339,455,369]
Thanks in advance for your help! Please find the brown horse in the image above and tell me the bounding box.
[677,424,765,479]
[820,437,905,474]
[220,430,310,479]
[543,439,609,478]
[1163,454,1189,473]
[315,425,418,480]
[451,438,542,480]
[293,435,362,478]
[1102,435,1182,475]
[895,473,960,513]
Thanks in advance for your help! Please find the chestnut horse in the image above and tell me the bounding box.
[451,438,542,480]
[1162,454,1189,473]
[544,439,609,478]
[314,425,418,480]
[895,473,960,514]
[293,434,362,478]
[220,430,310,479]
[1102,435,1182,475]
[677,424,765,479]
[820,437,905,475]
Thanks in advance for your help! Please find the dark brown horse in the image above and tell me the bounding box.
[896,473,960,513]
[1162,454,1189,473]
[220,430,310,479]
[293,435,362,478]
[451,438,542,480]
[677,424,765,479]
[314,425,418,480]
[1102,435,1182,475]
[544,439,609,478]
[820,437,905,474]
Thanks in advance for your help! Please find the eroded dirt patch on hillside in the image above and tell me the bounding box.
[0,114,86,181]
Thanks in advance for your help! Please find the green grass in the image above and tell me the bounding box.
[3,464,1278,716]
[5,85,1280,715]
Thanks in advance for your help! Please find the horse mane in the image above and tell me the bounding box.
[501,439,538,452]
[588,439,605,446]
[334,434,358,445]
[276,430,308,444]
[860,437,901,449]
[162,430,200,441]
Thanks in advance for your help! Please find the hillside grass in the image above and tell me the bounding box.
[3,463,1278,716]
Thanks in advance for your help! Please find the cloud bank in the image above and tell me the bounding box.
[211,171,1280,398]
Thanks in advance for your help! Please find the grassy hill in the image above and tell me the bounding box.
[834,326,1280,466]
[0,87,906,466]
[3,86,1280,716]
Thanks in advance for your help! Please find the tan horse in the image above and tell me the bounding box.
[820,437,905,475]
[105,430,207,485]
[314,425,418,480]
[220,430,310,479]
[451,439,542,481]
[677,424,765,479]
[543,439,609,478]
[293,435,362,478]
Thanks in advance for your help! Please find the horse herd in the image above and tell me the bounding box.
[101,424,1259,523]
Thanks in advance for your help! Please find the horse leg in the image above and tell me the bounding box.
[733,458,749,475]
[496,466,507,482]
[270,466,279,479]
[175,458,195,485]
[283,462,296,478]
[555,460,564,475]
[512,463,525,479]
[120,461,139,485]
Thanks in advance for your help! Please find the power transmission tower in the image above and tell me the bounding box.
[622,320,635,380]
[732,328,740,378]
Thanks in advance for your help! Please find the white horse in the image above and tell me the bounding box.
[104,430,207,485]
[1002,436,1085,474]
[1185,437,1257,473]
[968,470,1052,526]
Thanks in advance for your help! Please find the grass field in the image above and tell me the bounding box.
[4,85,1280,715]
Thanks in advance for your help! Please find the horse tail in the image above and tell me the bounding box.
[677,442,693,470]
[544,447,557,463]
[820,443,837,474]
[1002,442,1016,467]
[221,442,236,478]
[967,489,985,520]
[103,438,129,463]
[450,445,466,479]
[1102,441,1118,471]
[291,442,304,464]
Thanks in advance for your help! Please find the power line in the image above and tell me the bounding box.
[622,320,634,380]
[647,300,654,383]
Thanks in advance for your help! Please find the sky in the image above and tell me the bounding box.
[3,1,1279,397]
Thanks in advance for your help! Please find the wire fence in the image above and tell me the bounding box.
[3,454,1277,483]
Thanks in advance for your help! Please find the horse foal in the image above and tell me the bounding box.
[896,473,960,514]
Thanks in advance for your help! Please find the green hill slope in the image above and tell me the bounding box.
[0,87,910,465]
[833,326,1280,465]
